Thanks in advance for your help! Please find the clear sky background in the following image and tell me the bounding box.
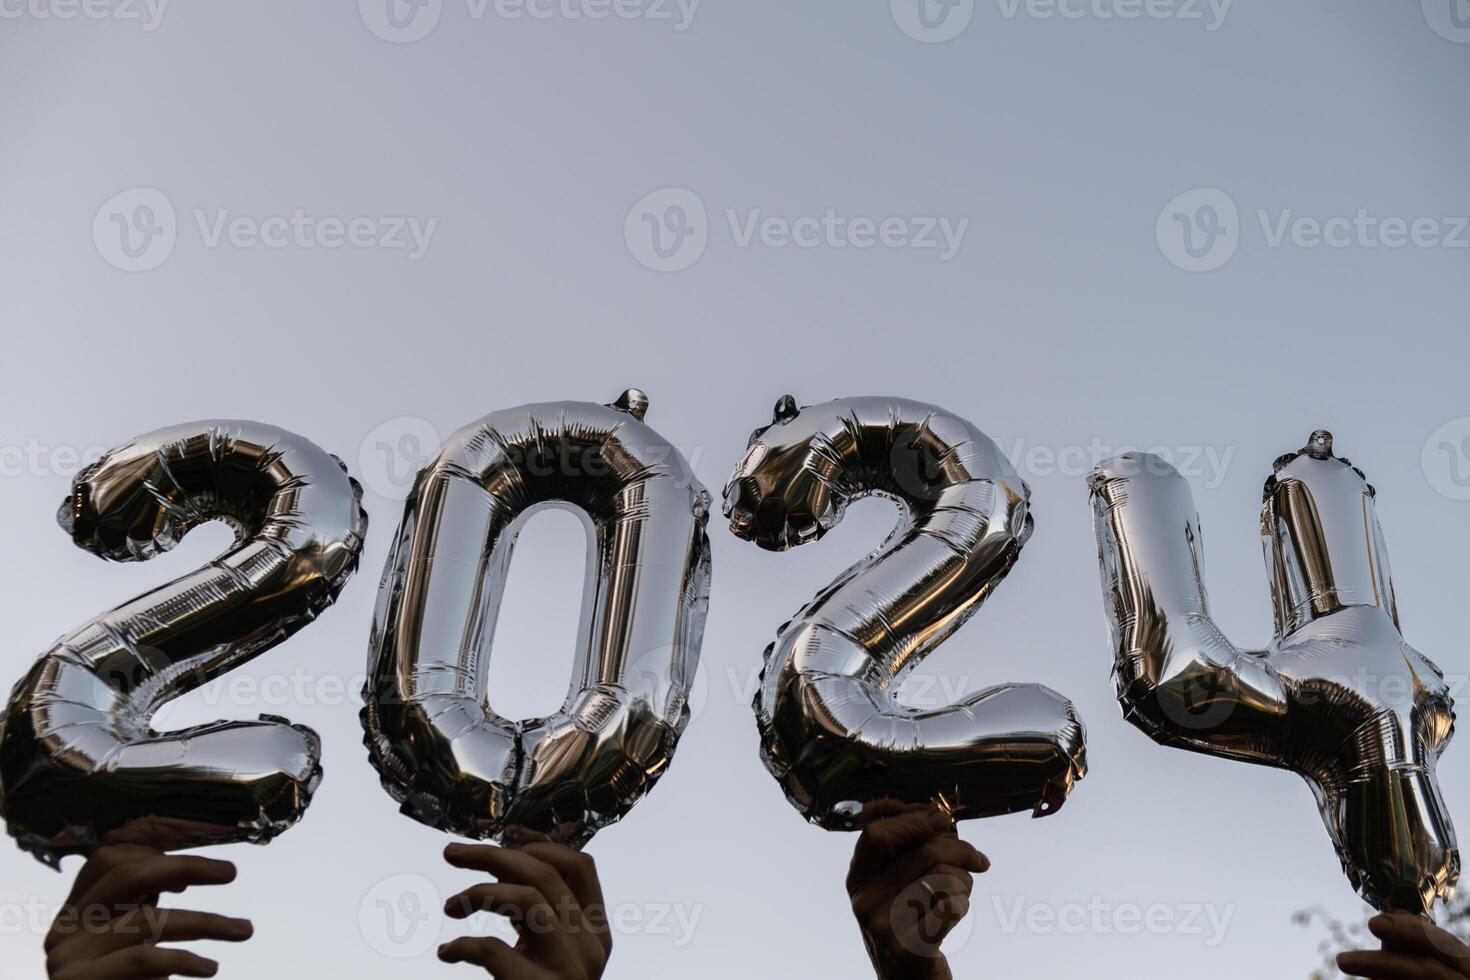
[1,2,1468,977]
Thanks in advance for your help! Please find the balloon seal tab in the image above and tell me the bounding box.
[1305,429,1334,459]
[610,388,649,421]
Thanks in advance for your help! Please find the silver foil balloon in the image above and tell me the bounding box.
[724,395,1087,830]
[362,390,711,847]
[0,422,367,866]
[1089,431,1458,914]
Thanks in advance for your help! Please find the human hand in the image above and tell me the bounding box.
[439,839,610,979]
[43,819,252,979]
[846,800,989,980]
[1337,911,1470,978]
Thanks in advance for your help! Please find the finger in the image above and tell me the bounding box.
[81,855,238,911]
[87,945,220,979]
[444,844,576,910]
[499,826,551,847]
[936,890,971,923]
[63,845,160,908]
[1369,912,1470,962]
[858,798,935,824]
[148,910,254,945]
[444,883,548,924]
[902,868,974,926]
[881,836,990,892]
[514,844,604,911]
[1337,949,1460,979]
[102,817,235,851]
[925,864,976,899]
[438,936,545,977]
[75,906,252,957]
[849,808,954,880]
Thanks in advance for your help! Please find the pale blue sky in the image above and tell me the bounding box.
[0,2,1468,976]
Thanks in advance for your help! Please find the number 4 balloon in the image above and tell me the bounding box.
[1089,431,1458,914]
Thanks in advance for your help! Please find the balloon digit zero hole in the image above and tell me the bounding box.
[362,389,712,846]
[0,422,368,864]
[723,395,1087,830]
[1088,431,1459,914]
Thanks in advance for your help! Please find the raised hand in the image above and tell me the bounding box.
[439,840,611,979]
[846,800,989,980]
[44,819,252,980]
[1088,431,1457,914]
[1338,912,1470,978]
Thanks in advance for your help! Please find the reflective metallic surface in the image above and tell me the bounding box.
[724,395,1087,830]
[1089,431,1458,914]
[0,422,367,865]
[362,390,712,847]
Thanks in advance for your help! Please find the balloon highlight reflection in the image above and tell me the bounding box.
[0,422,367,864]
[725,395,1087,830]
[1089,431,1458,914]
[362,390,711,847]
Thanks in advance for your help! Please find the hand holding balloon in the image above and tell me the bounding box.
[847,801,988,980]
[440,839,610,978]
[1338,913,1470,979]
[44,818,253,980]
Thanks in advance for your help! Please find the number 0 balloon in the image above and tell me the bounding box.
[0,422,367,863]
[362,390,712,846]
[1089,432,1458,914]
[724,395,1088,829]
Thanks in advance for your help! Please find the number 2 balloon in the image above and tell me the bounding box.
[0,422,367,864]
[1089,431,1458,914]
[724,395,1088,829]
